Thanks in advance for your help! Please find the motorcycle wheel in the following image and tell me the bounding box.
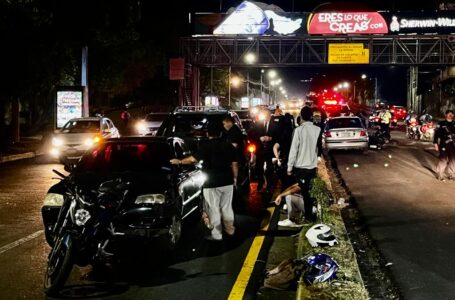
[166,215,182,251]
[44,234,73,296]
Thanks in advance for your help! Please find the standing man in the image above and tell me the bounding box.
[170,123,238,241]
[433,109,455,181]
[379,108,392,140]
[248,109,276,193]
[287,107,322,223]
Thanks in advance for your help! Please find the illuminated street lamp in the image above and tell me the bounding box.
[268,70,277,79]
[361,74,367,79]
[338,83,343,89]
[244,53,256,64]
[279,86,284,91]
[343,82,350,88]
[333,87,339,92]
[231,76,241,87]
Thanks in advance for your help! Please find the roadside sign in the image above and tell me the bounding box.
[328,43,369,64]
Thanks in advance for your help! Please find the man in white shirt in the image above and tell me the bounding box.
[287,106,322,222]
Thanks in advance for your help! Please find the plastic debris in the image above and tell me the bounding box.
[338,198,345,205]
[385,262,393,267]
[353,163,359,168]
[346,167,350,171]
[384,163,389,167]
[388,154,392,159]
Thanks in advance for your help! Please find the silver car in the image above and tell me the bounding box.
[136,113,169,136]
[50,117,120,163]
[323,116,368,151]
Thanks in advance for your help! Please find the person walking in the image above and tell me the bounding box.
[170,123,238,241]
[287,107,322,223]
[433,109,455,181]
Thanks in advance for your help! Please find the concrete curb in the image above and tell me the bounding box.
[0,152,42,164]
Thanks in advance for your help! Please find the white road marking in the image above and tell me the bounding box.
[0,230,44,255]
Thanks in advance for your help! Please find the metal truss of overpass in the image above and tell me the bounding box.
[181,35,455,66]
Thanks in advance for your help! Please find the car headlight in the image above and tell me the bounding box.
[43,193,64,206]
[74,209,91,226]
[136,121,147,134]
[49,148,60,157]
[84,136,102,147]
[135,194,166,205]
[52,137,63,147]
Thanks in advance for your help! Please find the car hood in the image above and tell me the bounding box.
[55,133,98,145]
[71,171,172,194]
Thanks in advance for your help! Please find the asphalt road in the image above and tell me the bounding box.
[331,130,455,300]
[0,157,269,300]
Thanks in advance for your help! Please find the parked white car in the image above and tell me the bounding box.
[50,117,120,163]
[323,116,368,151]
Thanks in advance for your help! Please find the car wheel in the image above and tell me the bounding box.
[166,215,182,251]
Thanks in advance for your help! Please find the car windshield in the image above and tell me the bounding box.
[77,142,173,173]
[164,114,225,138]
[327,118,362,129]
[145,114,169,122]
[61,120,100,133]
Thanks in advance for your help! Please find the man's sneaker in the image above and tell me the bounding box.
[278,219,304,228]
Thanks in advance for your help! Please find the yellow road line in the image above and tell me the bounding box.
[228,207,276,300]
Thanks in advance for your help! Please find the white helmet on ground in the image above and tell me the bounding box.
[305,224,338,247]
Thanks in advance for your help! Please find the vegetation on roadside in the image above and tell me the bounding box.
[296,172,369,300]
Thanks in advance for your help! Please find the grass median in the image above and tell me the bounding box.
[296,160,368,300]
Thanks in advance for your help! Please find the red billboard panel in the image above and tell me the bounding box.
[308,12,388,34]
[169,58,185,80]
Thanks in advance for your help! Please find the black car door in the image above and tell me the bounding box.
[173,139,203,219]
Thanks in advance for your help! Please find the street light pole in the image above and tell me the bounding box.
[375,77,378,104]
[228,66,231,107]
[247,71,250,100]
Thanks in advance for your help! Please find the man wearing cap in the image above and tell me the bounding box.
[434,109,455,181]
[287,107,322,222]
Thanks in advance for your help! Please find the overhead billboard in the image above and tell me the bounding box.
[384,12,455,34]
[308,12,388,34]
[328,44,370,64]
[213,1,304,35]
[56,88,83,128]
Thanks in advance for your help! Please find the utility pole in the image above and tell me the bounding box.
[82,46,89,117]
[247,71,250,100]
[228,66,231,107]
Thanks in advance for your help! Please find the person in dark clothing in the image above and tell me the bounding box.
[273,114,295,190]
[222,116,245,163]
[433,109,455,181]
[170,123,238,241]
[248,109,278,193]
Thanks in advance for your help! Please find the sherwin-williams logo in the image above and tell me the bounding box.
[308,12,388,34]
[390,15,455,32]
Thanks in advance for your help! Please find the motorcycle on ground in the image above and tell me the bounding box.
[44,172,130,295]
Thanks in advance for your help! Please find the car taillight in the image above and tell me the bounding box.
[325,131,332,137]
[247,144,256,153]
[360,130,366,136]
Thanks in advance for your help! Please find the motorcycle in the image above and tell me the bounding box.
[406,120,420,140]
[419,114,435,142]
[368,126,386,150]
[44,171,131,295]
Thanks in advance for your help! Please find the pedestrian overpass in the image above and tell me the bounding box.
[178,2,455,113]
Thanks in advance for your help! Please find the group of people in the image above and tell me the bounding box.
[170,105,323,240]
